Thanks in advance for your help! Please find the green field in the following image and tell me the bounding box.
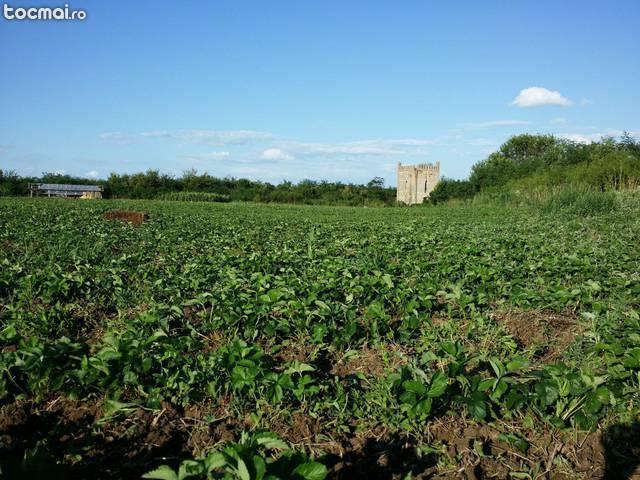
[1,198,639,479]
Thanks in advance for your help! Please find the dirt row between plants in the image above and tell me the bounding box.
[2,396,638,479]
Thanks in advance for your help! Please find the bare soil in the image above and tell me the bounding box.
[103,210,148,225]
[1,398,638,479]
[490,309,583,362]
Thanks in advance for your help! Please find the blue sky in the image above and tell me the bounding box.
[1,1,639,185]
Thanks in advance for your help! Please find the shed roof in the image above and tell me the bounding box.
[36,183,103,192]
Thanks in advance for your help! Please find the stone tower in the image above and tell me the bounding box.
[396,162,440,204]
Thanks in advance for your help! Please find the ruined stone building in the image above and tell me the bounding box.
[396,162,440,204]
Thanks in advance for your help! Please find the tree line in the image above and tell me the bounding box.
[0,169,396,206]
[5,133,638,206]
[429,133,640,204]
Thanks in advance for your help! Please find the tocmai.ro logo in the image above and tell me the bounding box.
[3,3,86,20]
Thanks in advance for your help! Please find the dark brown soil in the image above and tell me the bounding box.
[265,409,325,446]
[2,397,638,479]
[0,398,189,479]
[326,426,437,480]
[103,210,148,225]
[490,309,582,361]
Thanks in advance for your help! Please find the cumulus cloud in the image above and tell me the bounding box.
[261,148,293,160]
[559,129,640,144]
[85,170,99,178]
[558,133,603,144]
[459,120,531,129]
[100,129,274,146]
[512,87,572,107]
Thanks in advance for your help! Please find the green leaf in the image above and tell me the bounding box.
[491,378,509,400]
[178,460,203,480]
[478,378,495,392]
[489,358,504,378]
[255,432,288,450]
[427,372,448,398]
[441,342,457,357]
[509,472,532,479]
[205,452,227,472]
[142,465,178,480]
[292,461,329,480]
[237,458,251,480]
[584,394,602,414]
[399,391,417,406]
[283,362,316,375]
[535,382,559,406]
[594,386,611,405]
[506,357,529,372]
[253,454,266,480]
[413,397,433,417]
[467,394,487,420]
[314,300,330,311]
[402,380,427,395]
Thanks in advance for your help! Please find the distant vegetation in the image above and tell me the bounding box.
[159,191,232,203]
[0,169,395,206]
[430,132,640,206]
[3,133,639,209]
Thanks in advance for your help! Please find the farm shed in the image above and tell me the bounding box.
[29,183,103,199]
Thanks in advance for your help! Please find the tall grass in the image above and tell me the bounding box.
[452,185,625,216]
[160,191,231,203]
[539,186,619,216]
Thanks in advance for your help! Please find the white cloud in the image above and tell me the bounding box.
[512,87,572,107]
[261,148,293,160]
[559,129,640,144]
[283,138,436,157]
[459,120,531,129]
[140,130,172,138]
[85,170,99,178]
[100,129,274,146]
[579,97,592,106]
[296,142,399,156]
[181,130,274,145]
[558,133,604,144]
[100,130,437,159]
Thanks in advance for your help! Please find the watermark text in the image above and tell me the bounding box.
[3,3,86,21]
